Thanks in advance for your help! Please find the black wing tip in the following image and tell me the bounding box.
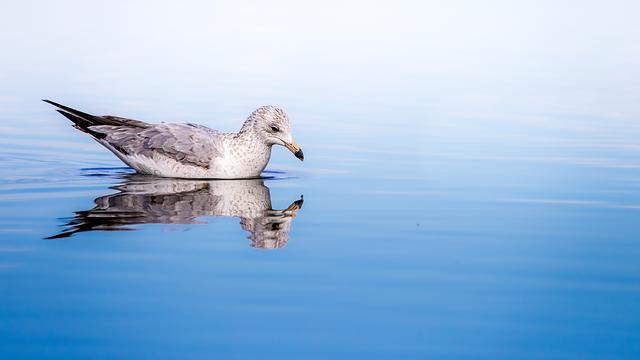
[43,99,101,126]
[54,109,93,133]
[44,232,72,240]
[43,99,148,130]
[55,109,76,120]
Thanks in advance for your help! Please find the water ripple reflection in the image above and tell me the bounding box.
[47,175,304,249]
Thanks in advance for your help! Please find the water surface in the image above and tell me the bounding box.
[1,97,638,359]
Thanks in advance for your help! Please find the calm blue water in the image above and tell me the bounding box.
[1,2,640,359]
[1,98,639,359]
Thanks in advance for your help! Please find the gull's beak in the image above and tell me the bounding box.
[284,141,304,161]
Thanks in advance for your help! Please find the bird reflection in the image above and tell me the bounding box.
[47,176,304,249]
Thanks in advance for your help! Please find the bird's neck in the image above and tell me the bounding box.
[239,116,259,134]
[234,127,271,151]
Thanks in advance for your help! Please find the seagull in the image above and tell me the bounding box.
[43,100,304,179]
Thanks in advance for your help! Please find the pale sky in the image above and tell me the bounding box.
[1,0,639,119]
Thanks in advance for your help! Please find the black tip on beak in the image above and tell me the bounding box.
[294,149,304,161]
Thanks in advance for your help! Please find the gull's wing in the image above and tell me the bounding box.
[90,123,223,168]
[44,100,223,168]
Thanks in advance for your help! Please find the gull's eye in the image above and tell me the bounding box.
[270,126,280,132]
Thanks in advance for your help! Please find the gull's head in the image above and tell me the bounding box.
[244,105,304,161]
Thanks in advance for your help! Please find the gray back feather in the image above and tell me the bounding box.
[91,122,224,168]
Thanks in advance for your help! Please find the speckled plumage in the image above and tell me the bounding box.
[44,100,303,179]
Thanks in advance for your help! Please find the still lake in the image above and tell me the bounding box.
[0,91,638,359]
